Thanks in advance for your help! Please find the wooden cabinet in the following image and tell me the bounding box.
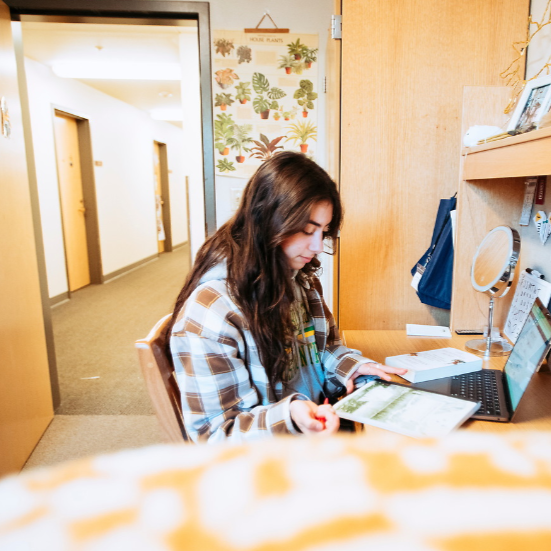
[338,0,530,330]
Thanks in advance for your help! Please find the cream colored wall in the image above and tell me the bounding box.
[24,57,188,298]
[178,31,203,262]
[526,0,551,79]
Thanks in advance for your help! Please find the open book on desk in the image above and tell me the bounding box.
[334,379,479,438]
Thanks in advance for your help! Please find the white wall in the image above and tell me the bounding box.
[179,31,205,262]
[527,0,551,79]
[25,57,188,298]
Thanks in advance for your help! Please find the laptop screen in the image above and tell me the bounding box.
[504,297,551,412]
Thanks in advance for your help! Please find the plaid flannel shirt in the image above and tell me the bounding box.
[170,266,373,443]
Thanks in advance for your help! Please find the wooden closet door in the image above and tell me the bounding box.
[0,0,53,475]
[339,0,529,329]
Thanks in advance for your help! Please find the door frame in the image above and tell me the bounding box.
[153,140,172,252]
[5,1,215,235]
[6,0,214,410]
[52,107,102,292]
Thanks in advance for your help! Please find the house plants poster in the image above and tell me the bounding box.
[212,31,319,178]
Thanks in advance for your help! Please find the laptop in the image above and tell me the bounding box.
[411,297,551,422]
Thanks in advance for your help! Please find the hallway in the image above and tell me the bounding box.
[24,245,190,469]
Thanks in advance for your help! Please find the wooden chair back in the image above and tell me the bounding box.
[135,314,189,443]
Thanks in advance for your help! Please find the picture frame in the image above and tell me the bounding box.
[506,75,551,134]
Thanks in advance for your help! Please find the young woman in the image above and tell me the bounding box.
[168,152,405,443]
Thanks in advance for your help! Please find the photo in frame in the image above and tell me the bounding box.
[507,75,551,134]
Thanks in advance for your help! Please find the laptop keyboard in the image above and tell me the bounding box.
[450,370,501,416]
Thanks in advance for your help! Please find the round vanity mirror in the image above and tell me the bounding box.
[471,226,519,295]
[466,226,520,357]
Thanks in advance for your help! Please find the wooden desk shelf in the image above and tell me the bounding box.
[462,126,551,180]
[450,87,551,332]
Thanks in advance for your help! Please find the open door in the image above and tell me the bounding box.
[0,0,53,475]
[153,141,173,253]
[54,110,91,291]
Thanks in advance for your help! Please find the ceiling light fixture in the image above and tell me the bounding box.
[52,61,181,80]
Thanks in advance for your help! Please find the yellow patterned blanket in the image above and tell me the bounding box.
[1,431,551,550]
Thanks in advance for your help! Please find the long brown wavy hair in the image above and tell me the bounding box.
[167,151,343,386]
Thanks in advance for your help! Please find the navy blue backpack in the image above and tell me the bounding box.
[411,195,456,310]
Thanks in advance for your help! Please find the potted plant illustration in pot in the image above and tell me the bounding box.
[215,93,234,111]
[214,113,235,155]
[236,45,252,64]
[215,68,239,89]
[282,107,298,121]
[278,54,297,74]
[287,38,308,60]
[213,38,234,57]
[235,81,251,104]
[252,73,286,119]
[228,123,254,163]
[285,120,317,153]
[249,133,285,161]
[217,158,236,173]
[303,48,318,69]
[294,80,317,117]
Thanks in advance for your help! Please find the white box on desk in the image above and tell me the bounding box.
[385,347,483,383]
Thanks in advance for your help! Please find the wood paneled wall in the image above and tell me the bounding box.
[339,0,529,329]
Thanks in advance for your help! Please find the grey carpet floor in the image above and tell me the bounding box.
[23,246,190,470]
[23,415,165,471]
[52,245,190,415]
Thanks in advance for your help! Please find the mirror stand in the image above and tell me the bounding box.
[465,295,513,357]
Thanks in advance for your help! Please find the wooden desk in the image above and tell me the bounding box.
[344,330,551,433]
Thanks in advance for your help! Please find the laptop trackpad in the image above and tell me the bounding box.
[410,377,453,394]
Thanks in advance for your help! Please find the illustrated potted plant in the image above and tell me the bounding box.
[214,113,235,155]
[287,38,308,60]
[249,134,285,161]
[217,158,236,173]
[282,107,298,121]
[294,80,318,117]
[215,68,239,89]
[303,48,318,69]
[228,123,254,163]
[235,81,252,104]
[252,73,286,119]
[273,111,281,121]
[213,38,234,57]
[292,62,306,75]
[236,45,252,64]
[215,92,234,111]
[278,54,297,74]
[285,120,317,153]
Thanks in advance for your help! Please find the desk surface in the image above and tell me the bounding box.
[344,330,551,433]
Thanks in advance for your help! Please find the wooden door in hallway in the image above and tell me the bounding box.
[54,111,90,291]
[153,141,166,253]
[0,0,53,475]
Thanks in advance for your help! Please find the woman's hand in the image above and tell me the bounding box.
[346,362,408,394]
[290,400,340,435]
